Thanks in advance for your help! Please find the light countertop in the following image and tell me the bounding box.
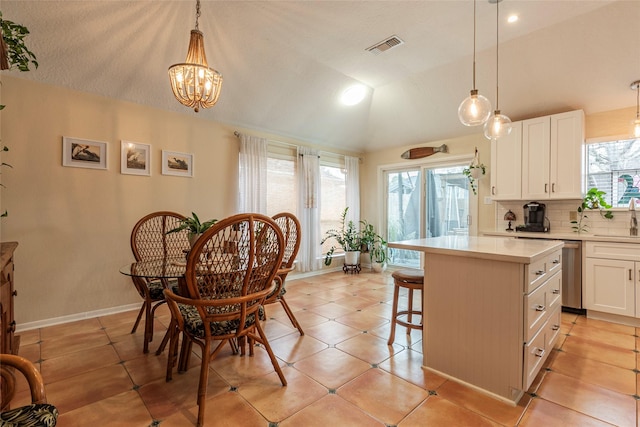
[388,235,563,264]
[482,230,640,243]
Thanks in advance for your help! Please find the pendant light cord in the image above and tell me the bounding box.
[195,0,201,30]
[495,0,500,110]
[472,0,477,91]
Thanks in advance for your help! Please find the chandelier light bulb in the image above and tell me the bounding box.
[483,110,512,140]
[458,89,492,126]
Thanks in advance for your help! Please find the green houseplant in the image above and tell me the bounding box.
[571,188,614,233]
[166,212,217,246]
[370,237,388,272]
[321,207,361,266]
[462,163,486,196]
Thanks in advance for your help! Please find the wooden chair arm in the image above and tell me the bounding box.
[0,354,47,407]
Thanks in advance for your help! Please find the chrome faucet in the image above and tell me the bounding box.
[630,198,638,236]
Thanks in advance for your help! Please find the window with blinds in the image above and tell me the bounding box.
[586,138,640,207]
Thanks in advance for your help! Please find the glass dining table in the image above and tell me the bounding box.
[119,257,188,355]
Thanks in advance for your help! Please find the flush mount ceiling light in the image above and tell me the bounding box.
[168,0,222,112]
[631,80,640,138]
[458,0,491,126]
[341,85,366,106]
[484,0,512,140]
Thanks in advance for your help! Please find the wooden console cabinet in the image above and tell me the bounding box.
[0,242,18,354]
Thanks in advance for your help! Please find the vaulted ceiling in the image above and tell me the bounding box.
[3,1,639,153]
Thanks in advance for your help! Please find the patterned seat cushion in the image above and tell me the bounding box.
[0,403,59,426]
[178,304,265,338]
[148,279,180,300]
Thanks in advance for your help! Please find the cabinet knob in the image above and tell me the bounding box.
[535,270,545,276]
[534,348,545,358]
[9,320,16,332]
[535,304,546,312]
[552,289,560,294]
[552,259,560,264]
[552,324,560,331]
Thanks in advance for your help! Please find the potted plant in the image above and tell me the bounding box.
[370,238,388,273]
[462,148,486,196]
[321,207,361,266]
[166,212,217,247]
[571,187,614,233]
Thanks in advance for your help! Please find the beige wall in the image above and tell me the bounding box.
[2,76,242,325]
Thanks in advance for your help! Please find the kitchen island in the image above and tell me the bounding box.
[388,235,564,405]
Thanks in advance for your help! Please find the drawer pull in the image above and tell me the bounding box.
[535,270,545,276]
[12,290,17,297]
[630,269,633,281]
[535,304,546,312]
[534,348,545,358]
[552,289,560,294]
[552,259,560,264]
[552,324,560,331]
[544,183,548,193]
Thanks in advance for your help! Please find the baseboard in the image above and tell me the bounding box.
[16,303,140,332]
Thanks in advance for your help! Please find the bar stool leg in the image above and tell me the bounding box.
[387,283,400,345]
[406,288,414,332]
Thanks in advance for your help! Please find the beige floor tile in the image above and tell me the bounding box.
[237,367,328,423]
[40,318,103,340]
[303,320,362,345]
[550,350,636,395]
[575,315,636,335]
[398,395,501,427]
[308,302,357,319]
[16,328,40,346]
[519,398,615,427]
[378,349,446,390]
[209,345,286,386]
[293,347,371,389]
[279,394,385,427]
[40,330,111,360]
[18,342,41,363]
[435,380,529,426]
[334,310,389,331]
[562,335,637,370]
[537,371,636,426]
[569,324,636,350]
[335,331,400,364]
[57,390,152,426]
[41,343,121,384]
[338,368,429,426]
[260,317,298,341]
[45,364,134,414]
[269,332,328,363]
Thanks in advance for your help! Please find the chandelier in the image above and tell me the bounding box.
[168,0,222,112]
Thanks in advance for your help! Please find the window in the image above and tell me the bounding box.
[266,156,296,216]
[320,164,346,254]
[586,138,640,207]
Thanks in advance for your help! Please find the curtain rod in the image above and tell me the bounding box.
[234,130,361,160]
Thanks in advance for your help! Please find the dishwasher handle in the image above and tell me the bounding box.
[563,241,581,249]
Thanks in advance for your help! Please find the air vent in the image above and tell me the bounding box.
[366,35,404,54]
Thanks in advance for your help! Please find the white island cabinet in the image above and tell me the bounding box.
[388,236,563,405]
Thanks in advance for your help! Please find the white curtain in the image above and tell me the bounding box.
[238,133,268,214]
[345,155,360,225]
[296,146,321,272]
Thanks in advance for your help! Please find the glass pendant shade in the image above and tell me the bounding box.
[483,110,512,140]
[458,89,492,126]
[634,118,640,138]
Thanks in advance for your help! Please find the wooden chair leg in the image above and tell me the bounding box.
[254,320,287,386]
[387,283,400,345]
[196,342,211,427]
[165,320,180,382]
[279,297,304,335]
[131,302,145,334]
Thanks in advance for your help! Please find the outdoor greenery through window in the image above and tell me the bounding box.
[586,138,640,207]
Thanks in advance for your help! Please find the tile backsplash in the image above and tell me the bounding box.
[494,200,634,236]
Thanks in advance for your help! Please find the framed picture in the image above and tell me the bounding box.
[121,140,151,176]
[162,150,193,177]
[62,136,108,170]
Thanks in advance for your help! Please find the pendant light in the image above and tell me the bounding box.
[458,0,491,126]
[484,0,512,140]
[168,0,223,112]
[632,80,640,138]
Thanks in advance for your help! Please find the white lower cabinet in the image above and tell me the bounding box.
[585,242,640,317]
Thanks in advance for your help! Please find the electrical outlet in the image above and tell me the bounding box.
[483,196,493,205]
[569,211,577,221]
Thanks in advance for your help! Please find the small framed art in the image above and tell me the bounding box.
[162,150,193,177]
[121,140,151,176]
[62,136,108,170]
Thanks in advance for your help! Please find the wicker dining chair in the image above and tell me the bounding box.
[129,211,190,353]
[0,354,58,426]
[163,213,286,427]
[263,212,304,335]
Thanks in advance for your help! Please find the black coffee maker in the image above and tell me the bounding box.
[516,201,549,232]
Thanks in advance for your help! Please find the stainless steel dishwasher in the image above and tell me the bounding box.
[561,240,583,312]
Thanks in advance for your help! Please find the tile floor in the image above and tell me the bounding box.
[10,270,640,426]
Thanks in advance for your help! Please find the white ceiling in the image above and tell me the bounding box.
[3,0,639,153]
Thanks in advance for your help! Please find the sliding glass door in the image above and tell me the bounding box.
[384,160,475,268]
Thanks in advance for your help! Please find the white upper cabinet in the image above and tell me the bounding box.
[490,121,522,200]
[521,110,584,200]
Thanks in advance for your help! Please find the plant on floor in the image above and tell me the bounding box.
[321,207,361,266]
[571,187,614,233]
